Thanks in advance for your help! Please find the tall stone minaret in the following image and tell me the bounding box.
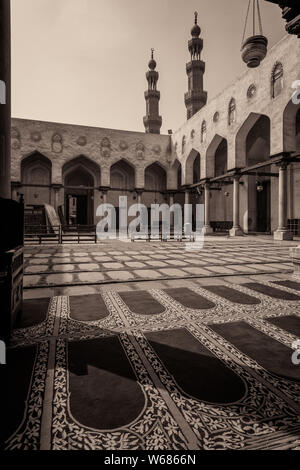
[184,12,207,120]
[143,49,162,134]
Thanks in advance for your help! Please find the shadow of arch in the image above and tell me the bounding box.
[236,113,271,167]
[206,134,226,178]
[145,162,167,192]
[110,159,136,190]
[185,149,201,185]
[21,152,52,206]
[63,156,101,226]
[170,158,182,189]
[62,155,101,187]
[283,99,300,152]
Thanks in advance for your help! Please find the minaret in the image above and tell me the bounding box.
[184,12,207,120]
[143,49,162,134]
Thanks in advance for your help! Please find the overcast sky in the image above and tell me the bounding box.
[11,0,286,134]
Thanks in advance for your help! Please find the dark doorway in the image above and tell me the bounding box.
[66,194,89,226]
[256,181,271,233]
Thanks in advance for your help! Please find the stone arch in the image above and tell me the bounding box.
[145,162,167,192]
[236,114,271,233]
[62,156,101,226]
[21,152,52,206]
[215,140,228,177]
[169,159,182,189]
[245,115,270,166]
[110,159,136,190]
[236,113,268,167]
[185,149,201,185]
[206,134,227,178]
[283,99,300,152]
[62,155,101,187]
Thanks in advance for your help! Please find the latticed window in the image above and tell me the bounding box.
[228,98,236,126]
[201,120,207,143]
[271,62,283,98]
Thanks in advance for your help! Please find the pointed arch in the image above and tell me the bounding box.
[236,113,266,167]
[63,155,101,187]
[21,152,52,206]
[283,99,300,152]
[145,162,167,192]
[110,159,136,190]
[206,134,227,178]
[185,149,201,185]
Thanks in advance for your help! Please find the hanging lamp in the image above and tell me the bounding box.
[241,0,268,68]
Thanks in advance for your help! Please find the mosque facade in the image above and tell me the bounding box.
[10,15,300,238]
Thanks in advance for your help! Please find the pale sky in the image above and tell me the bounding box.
[11,0,286,134]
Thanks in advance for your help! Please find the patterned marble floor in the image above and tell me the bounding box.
[6,273,300,450]
[23,238,297,289]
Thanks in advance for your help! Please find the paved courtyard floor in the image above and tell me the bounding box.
[23,236,298,294]
[5,237,300,450]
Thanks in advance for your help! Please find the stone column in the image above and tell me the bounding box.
[169,191,175,228]
[136,189,143,206]
[185,190,190,206]
[52,184,62,212]
[203,182,213,235]
[0,0,11,199]
[101,188,109,205]
[274,163,293,240]
[229,176,243,237]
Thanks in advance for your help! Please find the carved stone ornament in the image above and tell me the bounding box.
[136,142,145,160]
[11,127,21,149]
[119,140,128,151]
[152,144,161,155]
[52,133,63,153]
[101,137,111,158]
[77,136,87,146]
[31,131,41,142]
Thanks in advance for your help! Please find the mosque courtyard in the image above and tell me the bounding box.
[4,236,300,450]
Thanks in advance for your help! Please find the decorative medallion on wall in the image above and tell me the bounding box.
[247,84,257,99]
[31,131,41,143]
[77,136,87,146]
[119,140,128,151]
[11,127,21,150]
[190,129,195,139]
[213,112,220,123]
[52,133,63,153]
[152,144,161,155]
[101,137,111,158]
[136,142,145,160]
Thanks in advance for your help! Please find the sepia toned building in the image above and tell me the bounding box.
[10,17,300,239]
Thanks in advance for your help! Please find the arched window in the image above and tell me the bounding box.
[228,98,236,126]
[182,136,186,154]
[201,120,207,143]
[271,62,283,99]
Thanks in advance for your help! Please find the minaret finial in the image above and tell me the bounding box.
[194,11,198,25]
[151,48,154,60]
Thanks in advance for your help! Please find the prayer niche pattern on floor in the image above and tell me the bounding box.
[5,279,300,450]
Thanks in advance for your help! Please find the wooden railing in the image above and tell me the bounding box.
[24,225,98,244]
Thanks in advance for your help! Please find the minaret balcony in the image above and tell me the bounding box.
[144,90,160,99]
[186,60,205,73]
[143,115,162,126]
[184,89,207,106]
